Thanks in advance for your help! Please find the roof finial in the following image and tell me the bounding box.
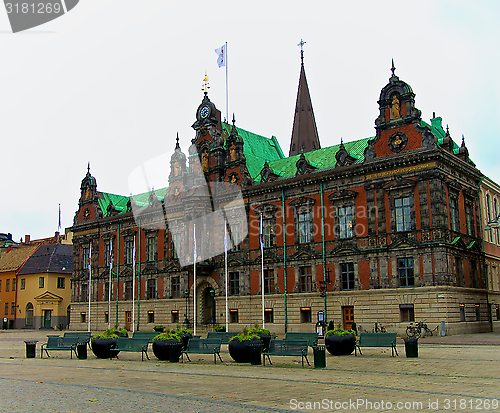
[232,113,236,126]
[175,132,180,149]
[461,134,465,146]
[202,71,210,95]
[391,59,396,76]
[298,39,306,64]
[87,162,90,174]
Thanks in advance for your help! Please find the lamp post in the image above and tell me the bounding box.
[183,290,189,325]
[318,268,332,327]
[209,288,215,324]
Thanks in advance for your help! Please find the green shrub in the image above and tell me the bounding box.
[152,330,181,342]
[92,328,128,340]
[325,329,356,337]
[214,325,226,332]
[229,328,260,342]
[248,324,271,336]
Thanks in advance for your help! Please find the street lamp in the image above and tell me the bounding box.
[183,290,189,325]
[318,268,332,326]
[209,288,215,324]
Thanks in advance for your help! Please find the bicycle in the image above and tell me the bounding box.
[374,322,387,333]
[406,320,437,337]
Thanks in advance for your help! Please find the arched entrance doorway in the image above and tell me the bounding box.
[201,286,216,324]
[25,302,33,327]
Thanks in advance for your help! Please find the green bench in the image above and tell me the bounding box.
[132,332,159,342]
[111,337,150,361]
[206,331,238,344]
[181,338,223,364]
[263,339,310,367]
[355,333,398,357]
[284,332,318,347]
[41,336,79,359]
[63,332,91,347]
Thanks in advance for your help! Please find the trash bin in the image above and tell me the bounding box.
[404,337,418,358]
[249,342,263,365]
[24,341,38,358]
[313,345,326,368]
[3,318,7,330]
[76,343,87,360]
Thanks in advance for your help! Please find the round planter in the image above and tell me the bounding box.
[257,334,271,352]
[325,333,355,356]
[228,338,261,363]
[91,338,119,359]
[179,332,193,351]
[152,340,183,362]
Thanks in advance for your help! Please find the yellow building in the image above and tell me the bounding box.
[0,244,38,329]
[16,244,73,329]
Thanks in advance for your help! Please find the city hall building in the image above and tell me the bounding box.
[69,56,498,335]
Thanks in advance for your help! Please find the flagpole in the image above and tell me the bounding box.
[88,242,91,333]
[225,41,228,123]
[108,240,112,329]
[193,224,197,336]
[224,222,229,332]
[260,215,265,329]
[132,236,136,333]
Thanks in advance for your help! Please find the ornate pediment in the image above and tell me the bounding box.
[383,178,416,191]
[227,255,247,267]
[388,236,419,250]
[164,260,181,273]
[450,236,467,249]
[288,247,317,261]
[331,243,360,256]
[289,196,316,208]
[328,189,358,202]
[142,264,159,275]
[446,181,463,194]
[34,291,63,302]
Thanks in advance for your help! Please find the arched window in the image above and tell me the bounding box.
[486,194,492,222]
[25,302,34,327]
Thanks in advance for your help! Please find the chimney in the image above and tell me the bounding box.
[25,235,30,243]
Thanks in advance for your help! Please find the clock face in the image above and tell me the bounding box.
[200,106,210,119]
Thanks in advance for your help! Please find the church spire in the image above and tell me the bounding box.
[289,40,321,157]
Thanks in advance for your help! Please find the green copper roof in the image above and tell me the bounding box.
[422,117,460,155]
[254,137,372,182]
[221,123,285,179]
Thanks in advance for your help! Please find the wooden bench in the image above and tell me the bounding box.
[355,333,398,357]
[181,338,223,364]
[263,339,310,367]
[111,337,150,361]
[206,331,238,344]
[132,332,159,342]
[284,332,318,347]
[41,336,79,359]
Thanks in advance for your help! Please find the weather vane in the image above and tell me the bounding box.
[298,39,306,63]
[202,71,210,95]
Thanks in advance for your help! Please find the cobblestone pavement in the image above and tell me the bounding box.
[0,330,499,413]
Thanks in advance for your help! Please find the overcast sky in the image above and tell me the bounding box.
[1,0,499,241]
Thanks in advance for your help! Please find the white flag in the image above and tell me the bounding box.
[215,44,226,68]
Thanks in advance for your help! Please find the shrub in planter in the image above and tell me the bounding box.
[214,325,226,332]
[152,330,183,361]
[325,327,356,356]
[153,325,165,333]
[174,326,193,350]
[91,328,128,359]
[228,329,263,363]
[248,325,272,351]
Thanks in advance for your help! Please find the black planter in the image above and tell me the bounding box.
[257,334,271,352]
[180,332,193,351]
[325,333,355,356]
[228,338,261,363]
[91,338,119,359]
[152,340,183,362]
